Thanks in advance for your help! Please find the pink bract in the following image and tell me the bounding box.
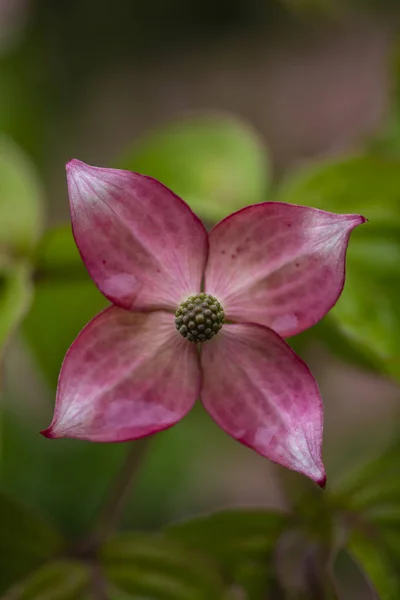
[42,159,366,486]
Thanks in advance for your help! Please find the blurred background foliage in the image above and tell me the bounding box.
[1,0,400,598]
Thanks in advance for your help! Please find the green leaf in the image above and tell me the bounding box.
[277,155,400,380]
[0,138,41,374]
[100,533,226,600]
[348,534,400,600]
[0,491,63,593]
[0,135,43,256]
[280,0,335,15]
[0,44,48,163]
[33,225,86,280]
[0,262,32,357]
[118,113,269,223]
[14,226,121,539]
[331,438,400,569]
[24,226,107,388]
[332,439,400,524]
[107,589,154,600]
[4,562,91,600]
[167,509,287,566]
[24,277,106,388]
[332,549,380,600]
[1,405,128,540]
[167,510,287,597]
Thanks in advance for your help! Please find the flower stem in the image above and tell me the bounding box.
[81,437,150,554]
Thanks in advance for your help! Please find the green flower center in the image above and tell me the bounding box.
[175,293,225,343]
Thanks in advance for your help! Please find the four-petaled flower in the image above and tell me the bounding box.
[42,160,366,486]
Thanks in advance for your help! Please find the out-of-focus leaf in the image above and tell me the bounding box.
[332,549,380,600]
[280,0,335,15]
[119,113,269,223]
[4,562,91,600]
[106,589,154,600]
[167,510,287,598]
[100,533,226,600]
[3,406,217,545]
[3,228,119,546]
[167,510,287,566]
[305,317,381,374]
[277,155,400,380]
[2,405,127,540]
[0,262,32,357]
[121,405,224,530]
[278,470,334,541]
[331,439,400,523]
[24,226,106,388]
[0,22,51,162]
[23,277,106,387]
[0,135,43,255]
[348,534,400,600]
[106,588,154,600]
[33,225,86,280]
[331,438,400,567]
[0,491,63,593]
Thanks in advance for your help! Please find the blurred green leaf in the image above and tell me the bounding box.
[331,438,400,576]
[2,406,127,540]
[332,439,400,525]
[277,155,400,380]
[24,226,106,388]
[4,562,91,600]
[2,405,221,544]
[100,533,225,599]
[304,317,381,374]
[332,549,381,600]
[121,405,224,531]
[279,470,334,541]
[24,277,106,387]
[0,491,63,593]
[33,225,86,280]
[348,534,400,600]
[167,510,287,598]
[6,225,120,538]
[167,509,287,565]
[106,589,154,600]
[0,262,32,358]
[0,135,43,256]
[119,113,269,223]
[280,0,335,15]
[0,37,49,163]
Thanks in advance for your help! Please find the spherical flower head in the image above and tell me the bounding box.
[175,293,224,343]
[41,159,367,487]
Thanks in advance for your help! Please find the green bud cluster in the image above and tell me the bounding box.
[175,293,224,343]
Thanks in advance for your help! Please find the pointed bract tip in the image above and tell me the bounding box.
[346,213,367,229]
[40,426,56,439]
[66,158,86,173]
[317,473,327,490]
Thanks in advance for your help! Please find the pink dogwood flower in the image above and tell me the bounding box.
[42,160,366,486]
